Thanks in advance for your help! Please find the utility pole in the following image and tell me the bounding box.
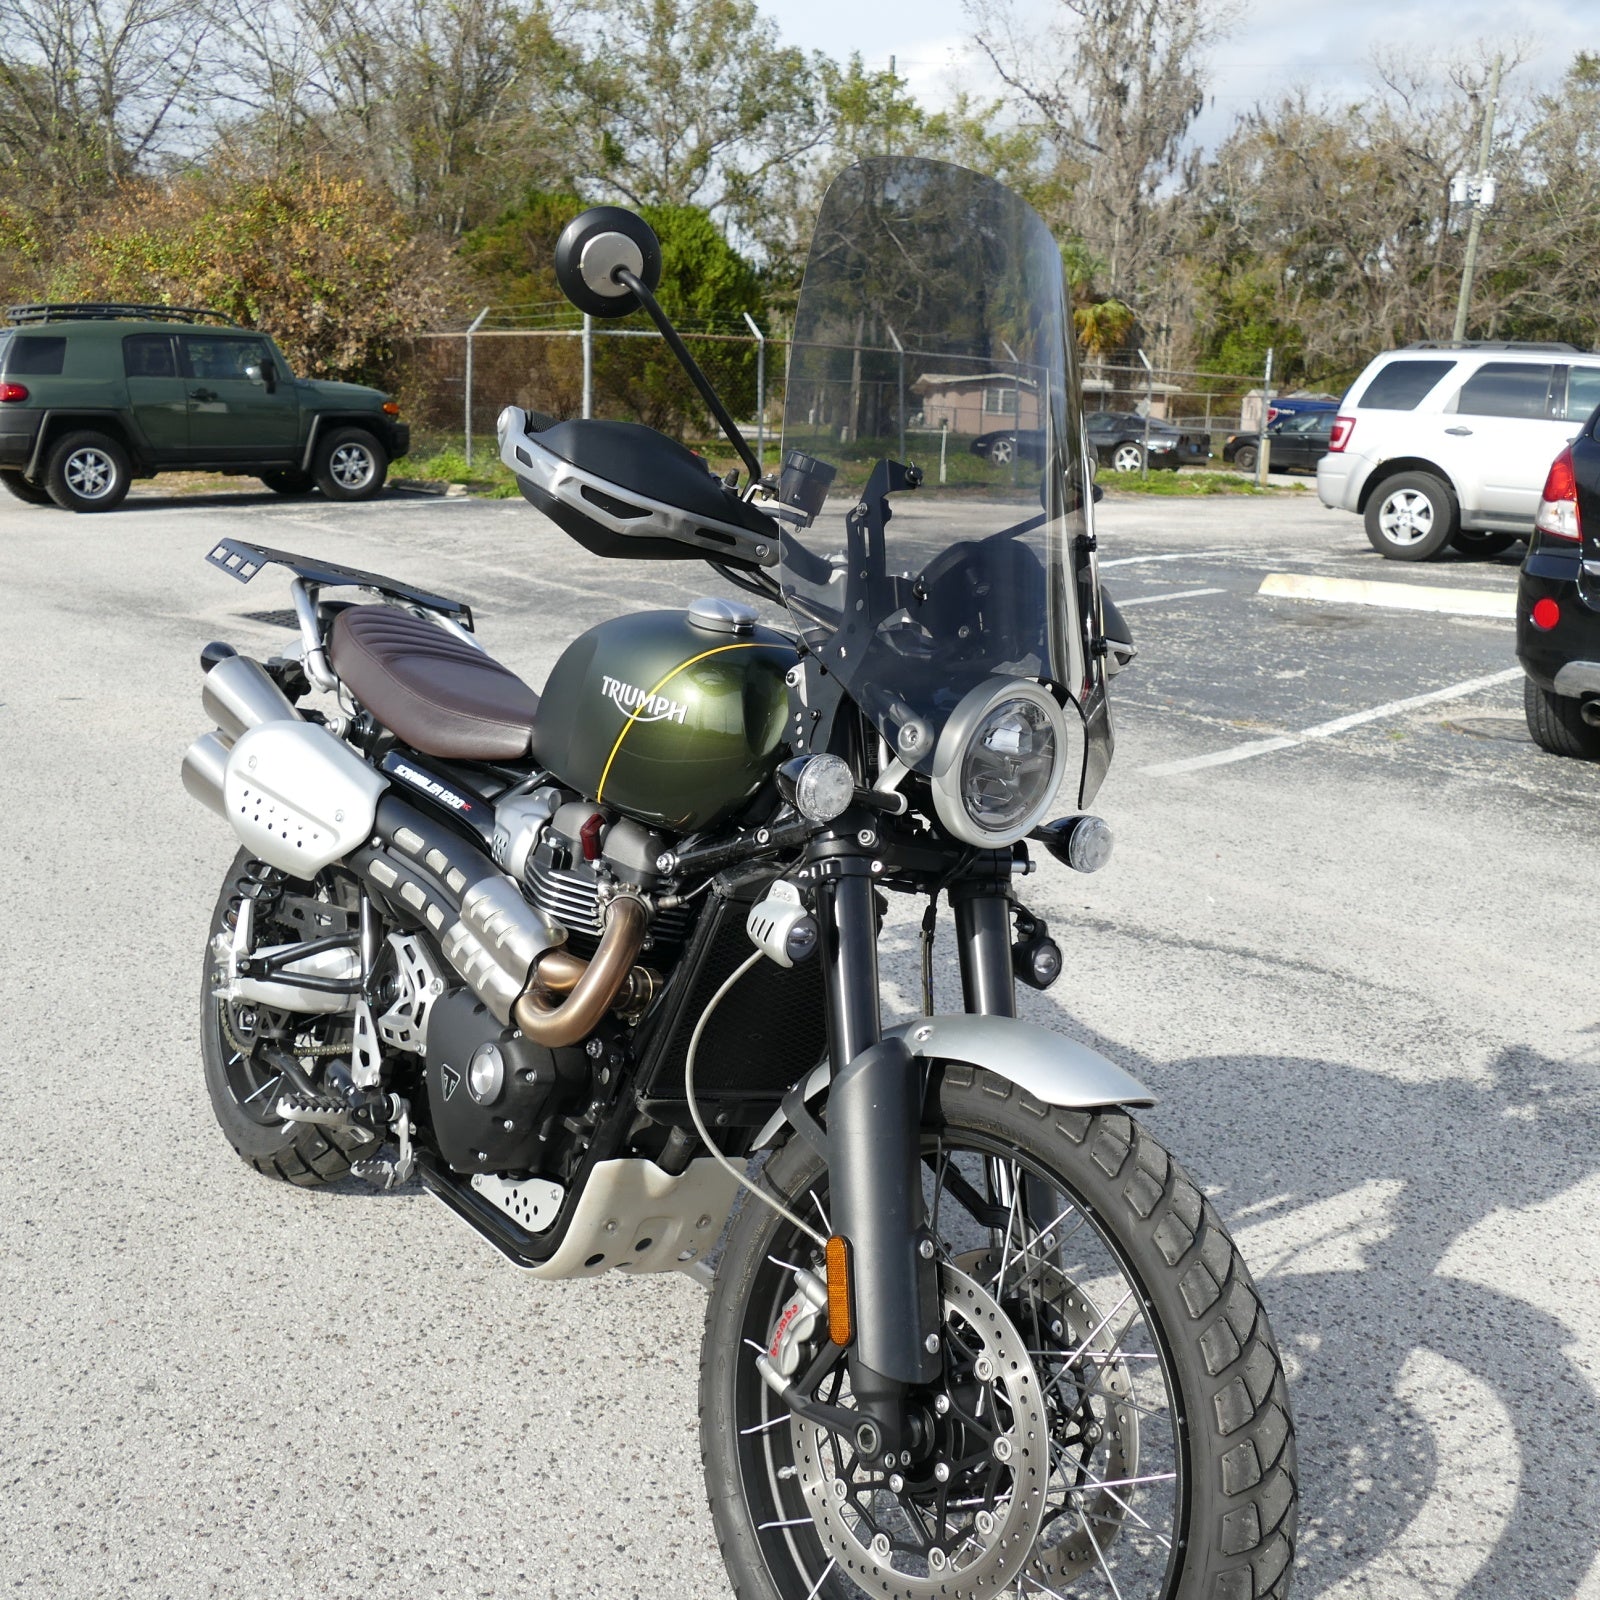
[1452,54,1502,343]
[463,307,488,467]
[1256,346,1274,488]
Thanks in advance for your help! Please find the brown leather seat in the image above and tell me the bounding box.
[329,605,539,761]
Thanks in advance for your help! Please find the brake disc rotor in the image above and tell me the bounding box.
[789,1261,1049,1600]
[1028,1274,1139,1587]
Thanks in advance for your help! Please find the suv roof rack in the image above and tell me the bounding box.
[1401,339,1583,353]
[4,302,241,327]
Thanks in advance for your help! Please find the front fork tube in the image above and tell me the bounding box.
[816,855,940,1459]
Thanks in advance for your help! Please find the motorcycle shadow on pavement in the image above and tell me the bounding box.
[1120,1039,1600,1600]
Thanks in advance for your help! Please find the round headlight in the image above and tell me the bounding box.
[930,679,1070,847]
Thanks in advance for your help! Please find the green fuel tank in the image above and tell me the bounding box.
[534,599,798,834]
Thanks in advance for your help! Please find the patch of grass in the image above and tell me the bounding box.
[399,441,520,498]
[1095,469,1286,497]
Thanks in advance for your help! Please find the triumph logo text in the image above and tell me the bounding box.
[601,674,689,725]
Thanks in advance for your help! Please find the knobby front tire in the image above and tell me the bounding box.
[700,1065,1297,1600]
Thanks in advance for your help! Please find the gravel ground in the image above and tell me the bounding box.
[1,483,1596,1600]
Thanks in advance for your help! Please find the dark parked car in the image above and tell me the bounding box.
[970,410,1209,473]
[1224,410,1336,474]
[1516,419,1600,757]
[0,302,409,512]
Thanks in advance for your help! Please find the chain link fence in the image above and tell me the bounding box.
[395,319,1280,477]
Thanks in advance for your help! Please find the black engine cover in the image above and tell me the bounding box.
[424,989,588,1174]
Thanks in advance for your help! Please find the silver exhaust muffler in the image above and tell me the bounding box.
[183,652,306,817]
[181,730,234,818]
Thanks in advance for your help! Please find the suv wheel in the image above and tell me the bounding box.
[45,430,131,512]
[1364,471,1457,560]
[1110,441,1144,473]
[1523,676,1600,759]
[0,469,53,506]
[260,468,315,497]
[314,428,387,501]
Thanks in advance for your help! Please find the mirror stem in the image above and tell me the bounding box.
[615,267,763,484]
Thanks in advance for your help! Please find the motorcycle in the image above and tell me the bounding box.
[181,157,1296,1599]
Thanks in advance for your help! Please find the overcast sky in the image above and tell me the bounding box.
[762,0,1595,150]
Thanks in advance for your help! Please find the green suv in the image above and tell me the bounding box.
[0,303,410,512]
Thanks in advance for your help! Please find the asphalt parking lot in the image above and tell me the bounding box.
[2,482,1598,1600]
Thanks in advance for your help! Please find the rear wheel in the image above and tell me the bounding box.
[1233,445,1258,473]
[314,427,388,501]
[1449,528,1516,558]
[260,467,315,497]
[1110,441,1145,473]
[985,437,1017,466]
[1363,471,1457,560]
[44,429,131,512]
[200,849,373,1185]
[1523,675,1600,760]
[1,469,53,505]
[702,1067,1297,1600]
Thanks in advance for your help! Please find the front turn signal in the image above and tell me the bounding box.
[825,1234,853,1347]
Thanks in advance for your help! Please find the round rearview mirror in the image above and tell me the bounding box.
[554,206,662,318]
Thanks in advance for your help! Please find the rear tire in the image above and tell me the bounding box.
[44,430,131,512]
[260,467,315,497]
[1523,675,1600,759]
[1110,441,1145,473]
[1233,445,1258,473]
[314,427,388,501]
[1449,528,1516,558]
[200,849,371,1186]
[1,469,53,505]
[702,1068,1297,1600]
[1364,471,1457,560]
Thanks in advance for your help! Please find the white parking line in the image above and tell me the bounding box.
[1115,587,1225,608]
[1140,668,1523,777]
[1259,572,1516,618]
[1099,549,1242,568]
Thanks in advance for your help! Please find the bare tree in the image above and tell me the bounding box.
[0,0,209,199]
[969,0,1236,313]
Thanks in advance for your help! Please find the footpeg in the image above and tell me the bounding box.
[275,1089,372,1135]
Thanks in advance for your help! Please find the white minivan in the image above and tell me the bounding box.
[1317,343,1600,560]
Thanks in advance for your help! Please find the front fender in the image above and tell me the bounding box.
[753,1013,1153,1149]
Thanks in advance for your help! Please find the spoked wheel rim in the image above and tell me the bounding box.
[733,1130,1187,1600]
[1377,488,1434,545]
[64,447,118,500]
[329,443,377,490]
[988,439,1016,465]
[1112,444,1143,473]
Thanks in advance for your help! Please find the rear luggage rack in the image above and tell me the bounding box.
[4,302,242,326]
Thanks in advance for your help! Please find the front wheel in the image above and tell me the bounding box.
[1233,445,1258,473]
[702,1066,1297,1600]
[314,427,388,501]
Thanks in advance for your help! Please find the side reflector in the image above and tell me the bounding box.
[382,400,401,416]
[0,382,29,403]
[1531,597,1561,631]
[825,1234,853,1347]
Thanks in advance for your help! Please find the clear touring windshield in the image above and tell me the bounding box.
[778,158,1112,805]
